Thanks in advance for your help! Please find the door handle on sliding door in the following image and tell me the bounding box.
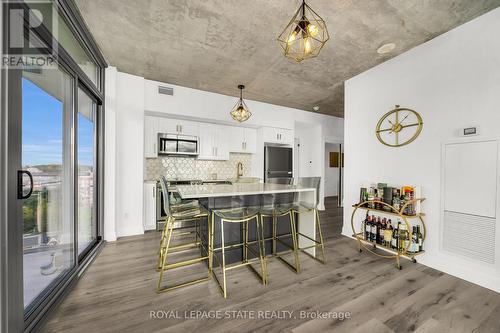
[17,170,34,199]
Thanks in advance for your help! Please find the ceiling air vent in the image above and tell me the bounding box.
[158,86,174,96]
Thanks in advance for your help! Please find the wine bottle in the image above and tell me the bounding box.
[363,213,369,240]
[391,221,400,249]
[384,219,393,247]
[417,225,423,252]
[378,217,387,245]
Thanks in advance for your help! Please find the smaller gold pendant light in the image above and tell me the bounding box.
[278,0,330,62]
[230,85,252,122]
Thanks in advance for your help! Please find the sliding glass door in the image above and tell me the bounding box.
[21,67,75,311]
[77,88,97,256]
[1,1,106,331]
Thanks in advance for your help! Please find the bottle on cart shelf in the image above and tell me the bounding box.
[363,213,370,240]
[413,226,421,253]
[378,218,386,245]
[398,223,409,252]
[384,219,393,247]
[374,217,380,244]
[391,221,400,249]
[370,215,377,242]
[416,225,423,252]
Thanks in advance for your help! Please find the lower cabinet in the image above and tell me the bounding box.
[143,182,157,231]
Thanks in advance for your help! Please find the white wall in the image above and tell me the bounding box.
[324,143,339,197]
[104,67,117,241]
[114,72,145,238]
[343,8,500,292]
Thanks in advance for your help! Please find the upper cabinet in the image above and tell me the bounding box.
[198,124,229,160]
[144,116,159,158]
[144,115,264,160]
[228,127,257,154]
[262,127,293,145]
[159,118,199,136]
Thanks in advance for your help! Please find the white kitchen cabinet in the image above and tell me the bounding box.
[159,118,198,136]
[198,124,229,160]
[143,182,157,231]
[243,128,257,153]
[228,127,257,153]
[144,116,159,158]
[262,127,293,145]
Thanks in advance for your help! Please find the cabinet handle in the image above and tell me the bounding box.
[180,125,182,133]
[153,187,155,198]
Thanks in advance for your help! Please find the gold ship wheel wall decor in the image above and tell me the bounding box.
[376,105,423,147]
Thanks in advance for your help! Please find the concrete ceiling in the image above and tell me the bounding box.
[75,0,500,117]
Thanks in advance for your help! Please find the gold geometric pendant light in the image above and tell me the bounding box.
[230,85,252,122]
[277,0,330,62]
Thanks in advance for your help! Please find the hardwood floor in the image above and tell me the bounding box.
[41,197,500,333]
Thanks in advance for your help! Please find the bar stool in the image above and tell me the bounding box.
[260,178,300,273]
[156,176,211,293]
[211,198,267,298]
[292,177,326,264]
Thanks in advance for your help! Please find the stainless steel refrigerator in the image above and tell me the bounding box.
[264,146,293,182]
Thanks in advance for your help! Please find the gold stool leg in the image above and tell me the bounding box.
[209,211,214,274]
[157,217,174,291]
[220,219,228,298]
[272,215,277,255]
[243,220,249,263]
[156,217,170,270]
[257,215,268,285]
[315,209,326,264]
[289,211,301,273]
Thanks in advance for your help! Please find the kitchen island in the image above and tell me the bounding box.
[175,183,318,263]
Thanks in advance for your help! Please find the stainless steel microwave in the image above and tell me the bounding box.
[158,133,199,156]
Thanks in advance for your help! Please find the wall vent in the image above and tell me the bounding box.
[158,86,174,96]
[443,211,496,264]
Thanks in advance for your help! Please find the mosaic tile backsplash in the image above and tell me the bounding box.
[144,153,253,181]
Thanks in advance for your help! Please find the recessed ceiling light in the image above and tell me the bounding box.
[313,106,320,111]
[377,43,396,54]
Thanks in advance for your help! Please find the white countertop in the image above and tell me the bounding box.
[176,183,315,199]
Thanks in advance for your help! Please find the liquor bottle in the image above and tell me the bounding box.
[398,223,409,252]
[417,225,423,252]
[391,221,400,249]
[374,217,380,244]
[410,226,418,253]
[370,215,377,242]
[392,195,400,213]
[384,219,393,247]
[378,218,386,245]
[363,213,369,240]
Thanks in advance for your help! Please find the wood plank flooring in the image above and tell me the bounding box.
[40,197,500,333]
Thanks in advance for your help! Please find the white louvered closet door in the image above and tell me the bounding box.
[442,140,498,264]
